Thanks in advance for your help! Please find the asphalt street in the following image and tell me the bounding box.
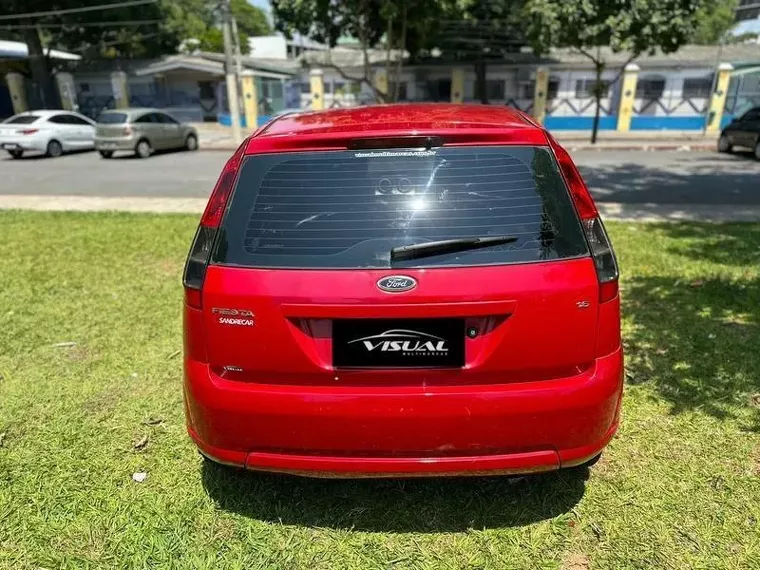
[2,148,759,206]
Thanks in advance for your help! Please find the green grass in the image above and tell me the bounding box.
[1,212,759,569]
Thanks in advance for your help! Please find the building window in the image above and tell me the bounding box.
[300,81,310,94]
[636,77,666,99]
[474,80,506,101]
[388,81,408,101]
[682,76,714,99]
[547,78,560,99]
[575,79,610,99]
[519,82,534,99]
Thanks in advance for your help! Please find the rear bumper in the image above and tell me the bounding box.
[0,136,47,152]
[185,348,623,477]
[95,137,136,151]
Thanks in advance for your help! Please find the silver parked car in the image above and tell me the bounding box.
[95,108,198,159]
[0,110,96,159]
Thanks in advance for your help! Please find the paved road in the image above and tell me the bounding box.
[1,148,759,206]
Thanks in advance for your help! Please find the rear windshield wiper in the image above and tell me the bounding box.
[390,235,519,262]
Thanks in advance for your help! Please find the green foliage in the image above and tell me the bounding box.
[524,0,704,59]
[692,0,739,44]
[231,0,272,37]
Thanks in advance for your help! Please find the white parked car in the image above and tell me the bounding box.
[0,110,96,159]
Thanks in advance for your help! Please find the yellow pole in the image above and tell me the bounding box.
[706,62,733,133]
[110,71,129,108]
[374,69,388,103]
[5,72,27,113]
[616,63,639,132]
[240,70,258,131]
[532,67,549,125]
[451,68,465,103]
[309,69,324,111]
[55,72,76,111]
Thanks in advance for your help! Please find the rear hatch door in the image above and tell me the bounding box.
[202,145,598,384]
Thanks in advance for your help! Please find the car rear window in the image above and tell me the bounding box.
[213,146,589,269]
[4,115,39,124]
[97,112,128,124]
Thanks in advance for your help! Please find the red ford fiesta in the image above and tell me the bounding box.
[183,104,622,477]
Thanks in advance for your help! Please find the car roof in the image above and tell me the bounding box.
[11,110,83,118]
[99,108,162,117]
[260,103,536,137]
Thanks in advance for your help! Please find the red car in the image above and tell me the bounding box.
[183,104,622,477]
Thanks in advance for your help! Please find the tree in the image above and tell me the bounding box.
[271,0,446,103]
[231,0,272,37]
[692,0,738,45]
[431,0,526,104]
[524,0,705,143]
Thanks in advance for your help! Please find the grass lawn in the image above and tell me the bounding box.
[1,211,759,569]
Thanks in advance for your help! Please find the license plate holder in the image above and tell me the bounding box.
[333,318,464,368]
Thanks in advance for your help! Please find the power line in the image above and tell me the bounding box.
[0,20,161,30]
[0,0,158,21]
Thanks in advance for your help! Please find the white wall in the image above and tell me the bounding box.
[248,36,288,59]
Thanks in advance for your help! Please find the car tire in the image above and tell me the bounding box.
[46,139,63,158]
[185,134,198,151]
[135,139,152,159]
[99,150,114,159]
[717,134,733,153]
[8,150,23,159]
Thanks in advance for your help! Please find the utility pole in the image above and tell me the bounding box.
[231,16,244,84]
[221,0,242,143]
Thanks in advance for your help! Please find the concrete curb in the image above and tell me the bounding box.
[2,195,759,222]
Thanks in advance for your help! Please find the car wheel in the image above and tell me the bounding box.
[46,139,63,158]
[99,150,114,159]
[135,139,152,159]
[185,134,198,151]
[8,150,23,159]
[717,134,733,153]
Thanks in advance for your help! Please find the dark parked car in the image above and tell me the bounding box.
[95,108,198,159]
[718,106,760,159]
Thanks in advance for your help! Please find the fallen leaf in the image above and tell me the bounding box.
[689,280,704,288]
[143,417,163,426]
[0,433,5,447]
[132,472,147,483]
[750,394,760,407]
[51,342,77,348]
[655,348,668,355]
[133,435,149,451]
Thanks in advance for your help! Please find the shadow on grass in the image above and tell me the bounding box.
[202,463,588,532]
[622,223,760,423]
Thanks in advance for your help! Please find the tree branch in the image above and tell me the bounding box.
[610,52,641,85]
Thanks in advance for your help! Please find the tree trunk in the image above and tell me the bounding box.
[392,4,407,102]
[590,62,603,144]
[22,25,60,109]
[475,58,487,104]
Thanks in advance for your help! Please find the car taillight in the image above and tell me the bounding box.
[20,128,38,135]
[182,142,246,308]
[122,125,133,136]
[548,134,619,303]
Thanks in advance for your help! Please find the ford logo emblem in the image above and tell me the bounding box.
[377,275,417,293]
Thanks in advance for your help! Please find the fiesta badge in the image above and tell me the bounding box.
[377,275,417,293]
